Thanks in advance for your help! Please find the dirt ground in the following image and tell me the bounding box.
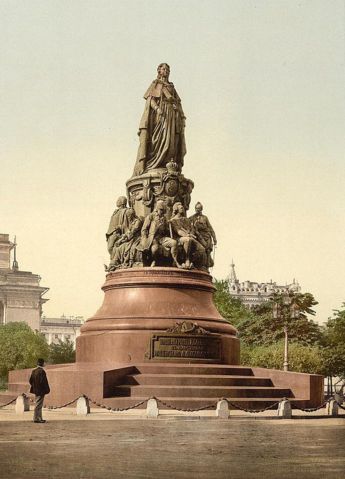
[0,410,344,479]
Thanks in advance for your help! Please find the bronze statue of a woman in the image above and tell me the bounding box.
[133,63,186,176]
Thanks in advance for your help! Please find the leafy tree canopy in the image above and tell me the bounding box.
[0,322,49,379]
[241,342,324,375]
[320,346,345,379]
[320,304,345,379]
[213,279,254,327]
[214,280,322,346]
[214,280,345,378]
[238,311,323,346]
[49,339,76,364]
[324,303,345,346]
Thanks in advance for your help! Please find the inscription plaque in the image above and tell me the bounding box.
[149,333,221,361]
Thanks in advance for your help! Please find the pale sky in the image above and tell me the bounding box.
[1,0,344,324]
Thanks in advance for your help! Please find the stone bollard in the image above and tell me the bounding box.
[146,398,159,418]
[277,399,292,419]
[326,400,338,417]
[216,400,230,419]
[15,394,30,414]
[76,396,90,416]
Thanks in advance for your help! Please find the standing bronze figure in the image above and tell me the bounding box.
[133,63,186,176]
[189,202,217,268]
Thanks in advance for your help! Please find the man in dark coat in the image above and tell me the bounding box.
[29,358,50,423]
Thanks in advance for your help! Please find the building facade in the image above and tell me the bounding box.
[0,234,48,330]
[40,315,84,347]
[228,261,301,308]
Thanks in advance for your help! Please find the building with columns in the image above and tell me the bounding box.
[40,315,84,347]
[0,233,83,348]
[0,234,48,330]
[228,260,301,308]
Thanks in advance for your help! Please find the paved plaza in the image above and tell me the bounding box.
[0,408,344,479]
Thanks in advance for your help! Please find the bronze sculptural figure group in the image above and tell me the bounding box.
[106,63,217,273]
[106,198,216,272]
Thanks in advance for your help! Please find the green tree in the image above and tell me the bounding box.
[213,280,325,374]
[238,291,322,346]
[320,304,345,380]
[213,279,254,327]
[320,346,345,379]
[324,304,345,346]
[49,339,76,364]
[214,280,322,346]
[0,322,49,380]
[241,341,323,374]
[240,342,284,370]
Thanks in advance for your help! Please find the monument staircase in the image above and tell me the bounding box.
[1,360,322,411]
[100,362,315,410]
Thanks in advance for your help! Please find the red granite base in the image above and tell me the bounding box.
[6,362,324,410]
[77,268,240,365]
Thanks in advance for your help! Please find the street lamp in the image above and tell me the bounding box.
[272,292,299,372]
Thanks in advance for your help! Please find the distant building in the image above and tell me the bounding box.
[0,234,84,346]
[0,234,48,330]
[228,260,301,309]
[40,315,84,347]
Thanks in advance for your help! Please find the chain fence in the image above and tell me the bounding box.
[0,397,17,409]
[45,397,80,410]
[1,393,344,415]
[155,397,216,412]
[87,395,148,412]
[292,398,332,413]
[224,399,281,413]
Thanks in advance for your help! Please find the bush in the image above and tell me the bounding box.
[240,341,324,374]
[48,339,76,364]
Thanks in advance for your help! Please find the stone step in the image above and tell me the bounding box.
[124,374,273,387]
[113,385,293,399]
[135,364,254,376]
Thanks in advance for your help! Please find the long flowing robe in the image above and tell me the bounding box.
[133,80,186,175]
[112,217,143,267]
[106,207,131,257]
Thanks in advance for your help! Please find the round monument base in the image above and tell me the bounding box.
[77,267,240,365]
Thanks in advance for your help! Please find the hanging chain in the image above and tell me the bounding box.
[3,393,343,415]
[0,397,17,408]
